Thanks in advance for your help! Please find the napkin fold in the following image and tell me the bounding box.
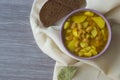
[30,0,120,80]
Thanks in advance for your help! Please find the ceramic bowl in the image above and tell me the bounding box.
[60,8,112,60]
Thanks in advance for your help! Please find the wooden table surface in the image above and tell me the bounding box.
[0,0,55,80]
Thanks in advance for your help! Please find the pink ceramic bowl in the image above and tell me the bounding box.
[60,8,112,60]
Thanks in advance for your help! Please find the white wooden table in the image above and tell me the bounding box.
[0,0,55,80]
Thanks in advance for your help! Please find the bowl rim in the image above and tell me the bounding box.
[60,8,112,60]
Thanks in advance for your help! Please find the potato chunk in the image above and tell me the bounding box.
[64,22,70,29]
[92,17,105,29]
[72,15,87,23]
[84,11,94,16]
[67,39,77,51]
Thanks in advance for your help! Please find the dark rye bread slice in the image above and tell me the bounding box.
[40,0,86,27]
[51,0,85,10]
[40,1,72,27]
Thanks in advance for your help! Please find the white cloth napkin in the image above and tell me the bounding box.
[30,0,120,80]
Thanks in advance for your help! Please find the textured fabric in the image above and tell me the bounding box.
[30,0,120,80]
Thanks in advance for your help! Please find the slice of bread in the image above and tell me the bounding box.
[40,0,86,27]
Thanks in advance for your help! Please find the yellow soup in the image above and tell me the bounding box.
[63,11,108,57]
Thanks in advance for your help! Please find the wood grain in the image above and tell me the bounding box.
[0,0,55,80]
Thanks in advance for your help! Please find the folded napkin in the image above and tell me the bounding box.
[30,0,120,80]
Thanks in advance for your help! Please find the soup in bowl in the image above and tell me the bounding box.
[61,9,111,60]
